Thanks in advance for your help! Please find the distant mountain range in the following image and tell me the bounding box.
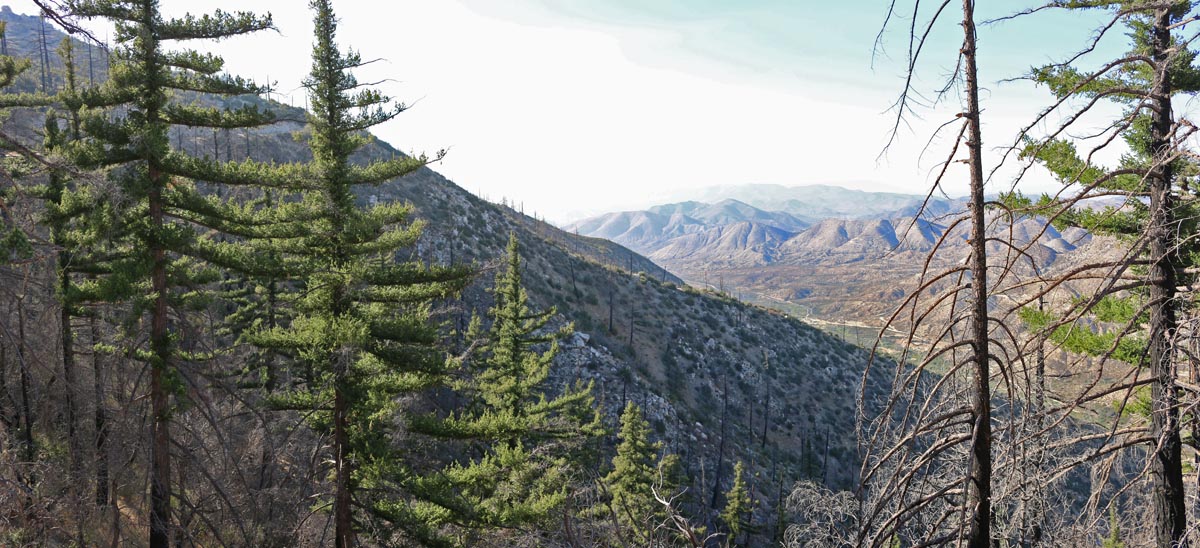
[566,198,809,253]
[651,183,967,223]
[566,188,991,266]
[566,184,1102,327]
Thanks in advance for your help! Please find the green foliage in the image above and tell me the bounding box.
[248,1,472,545]
[1018,305,1146,364]
[1084,295,1142,324]
[51,3,297,545]
[1011,3,1200,370]
[721,461,753,540]
[470,234,577,420]
[603,402,678,543]
[1103,506,1125,548]
[0,22,39,265]
[65,0,287,386]
[434,233,601,529]
[0,223,33,262]
[1017,3,1200,244]
[1016,9,1199,544]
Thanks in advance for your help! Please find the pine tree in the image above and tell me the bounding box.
[441,233,599,529]
[65,2,288,545]
[1103,506,1126,548]
[469,233,591,430]
[603,402,677,544]
[720,461,752,546]
[216,190,290,391]
[250,1,471,545]
[0,21,40,265]
[1010,3,1200,545]
[33,37,93,537]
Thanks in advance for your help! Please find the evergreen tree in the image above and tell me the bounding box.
[603,402,676,544]
[442,232,599,529]
[251,1,471,545]
[469,233,593,434]
[0,21,41,264]
[65,2,290,545]
[1010,2,1200,545]
[720,460,752,544]
[216,189,290,391]
[33,38,92,532]
[1103,506,1125,548]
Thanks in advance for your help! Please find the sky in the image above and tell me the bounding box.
[5,0,1150,222]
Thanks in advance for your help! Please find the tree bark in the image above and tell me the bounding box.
[0,338,8,452]
[709,374,729,510]
[60,256,81,486]
[17,299,34,464]
[1147,6,1187,547]
[91,312,109,508]
[961,1,991,546]
[149,169,173,548]
[334,381,355,548]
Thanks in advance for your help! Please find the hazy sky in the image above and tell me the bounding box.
[8,1,1142,222]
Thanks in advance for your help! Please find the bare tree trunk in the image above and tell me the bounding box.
[1191,321,1200,532]
[175,461,190,548]
[608,286,615,334]
[821,428,830,487]
[60,257,82,484]
[334,382,355,548]
[710,374,729,510]
[60,261,85,548]
[149,169,173,548]
[38,15,50,92]
[1147,6,1186,546]
[961,2,991,546]
[761,354,771,451]
[0,338,8,452]
[17,299,34,464]
[89,313,110,511]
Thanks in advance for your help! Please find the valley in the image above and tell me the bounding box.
[566,186,1110,349]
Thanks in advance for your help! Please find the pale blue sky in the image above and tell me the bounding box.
[10,1,1140,221]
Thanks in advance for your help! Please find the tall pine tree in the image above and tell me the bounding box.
[0,20,42,264]
[441,233,599,530]
[1011,2,1200,544]
[603,402,678,545]
[251,1,471,545]
[65,2,290,544]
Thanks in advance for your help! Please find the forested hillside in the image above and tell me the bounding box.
[5,1,1200,548]
[0,4,885,547]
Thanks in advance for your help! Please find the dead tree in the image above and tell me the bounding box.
[856,1,1046,545]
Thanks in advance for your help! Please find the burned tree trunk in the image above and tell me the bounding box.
[960,1,991,545]
[1146,6,1186,546]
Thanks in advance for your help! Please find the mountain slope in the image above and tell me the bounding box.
[648,221,796,266]
[565,198,809,255]
[684,199,809,232]
[156,94,891,503]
